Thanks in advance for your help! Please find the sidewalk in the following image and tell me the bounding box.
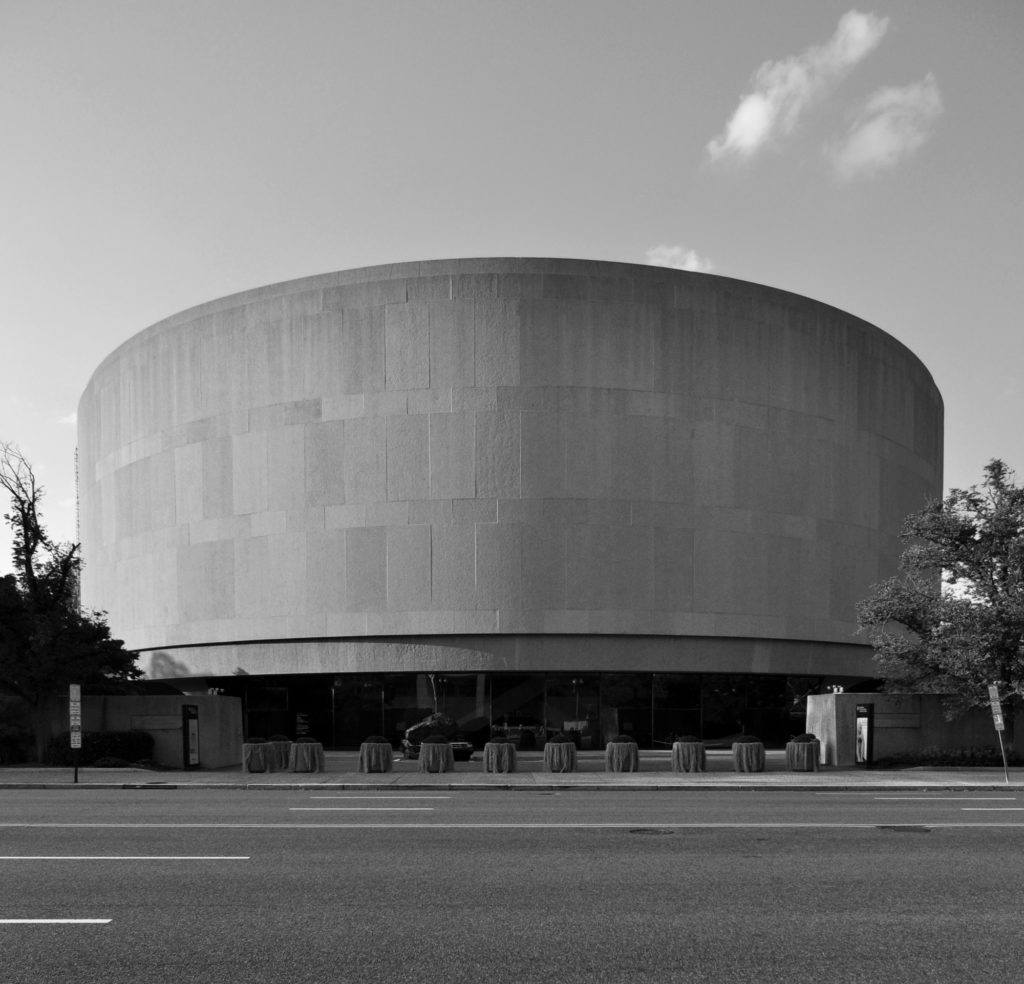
[3,749,1023,790]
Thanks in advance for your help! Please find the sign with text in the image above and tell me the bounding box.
[69,684,82,749]
[988,684,1005,732]
[182,704,200,767]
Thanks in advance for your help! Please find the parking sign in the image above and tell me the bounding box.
[69,684,82,748]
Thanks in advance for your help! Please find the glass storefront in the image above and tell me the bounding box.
[219,670,834,749]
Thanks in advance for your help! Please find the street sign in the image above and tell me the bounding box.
[987,684,1010,784]
[988,684,1005,732]
[69,684,82,749]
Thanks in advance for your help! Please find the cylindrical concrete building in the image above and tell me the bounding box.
[78,258,942,746]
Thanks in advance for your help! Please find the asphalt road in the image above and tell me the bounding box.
[3,789,1024,984]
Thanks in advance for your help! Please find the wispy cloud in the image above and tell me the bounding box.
[707,10,889,163]
[827,74,943,180]
[58,412,77,426]
[645,245,714,273]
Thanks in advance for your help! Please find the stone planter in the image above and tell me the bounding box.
[543,741,577,773]
[671,741,707,773]
[732,741,766,773]
[785,740,821,772]
[605,740,640,772]
[242,743,269,773]
[288,741,326,773]
[483,741,517,773]
[267,740,292,771]
[358,741,394,773]
[419,742,455,773]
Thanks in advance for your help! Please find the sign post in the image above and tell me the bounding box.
[987,684,1010,785]
[69,683,82,784]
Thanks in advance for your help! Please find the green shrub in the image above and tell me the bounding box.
[0,722,33,764]
[732,734,762,743]
[268,734,291,742]
[45,730,154,766]
[294,736,319,744]
[874,745,1021,768]
[547,732,574,744]
[364,735,390,744]
[420,733,450,744]
[611,734,635,743]
[790,733,818,743]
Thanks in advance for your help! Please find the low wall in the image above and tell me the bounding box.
[807,693,999,767]
[57,695,243,769]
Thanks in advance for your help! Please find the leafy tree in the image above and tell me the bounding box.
[857,459,1024,739]
[0,442,141,758]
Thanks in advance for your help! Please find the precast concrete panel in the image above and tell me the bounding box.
[78,258,943,679]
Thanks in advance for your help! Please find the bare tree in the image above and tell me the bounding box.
[1,442,139,759]
[1,441,78,606]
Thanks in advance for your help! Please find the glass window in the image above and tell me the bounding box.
[545,675,600,747]
[491,674,546,748]
[652,673,702,743]
[600,673,652,746]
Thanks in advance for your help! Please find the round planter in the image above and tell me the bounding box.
[732,741,766,773]
[671,741,707,773]
[605,741,640,772]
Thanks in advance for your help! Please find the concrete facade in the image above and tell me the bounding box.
[807,693,999,767]
[45,695,243,769]
[78,257,942,690]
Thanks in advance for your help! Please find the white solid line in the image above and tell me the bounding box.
[308,795,451,799]
[0,919,111,924]
[874,797,1016,801]
[288,807,435,812]
[961,808,1024,811]
[0,856,249,861]
[2,821,1023,830]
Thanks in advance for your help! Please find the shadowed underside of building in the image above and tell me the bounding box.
[78,258,942,746]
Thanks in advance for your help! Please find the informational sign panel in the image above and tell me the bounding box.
[69,683,82,749]
[987,684,1010,784]
[182,704,200,767]
[988,684,1005,732]
[855,703,874,766]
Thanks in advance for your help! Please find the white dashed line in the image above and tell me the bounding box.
[0,856,249,861]
[0,919,111,925]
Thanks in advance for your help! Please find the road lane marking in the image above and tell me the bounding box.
[0,919,111,924]
[874,797,1016,801]
[288,807,435,812]
[3,822,1024,829]
[0,856,250,860]
[961,808,1024,811]
[308,795,451,799]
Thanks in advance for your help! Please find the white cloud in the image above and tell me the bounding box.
[645,245,714,273]
[827,74,943,180]
[707,10,889,163]
[58,411,77,426]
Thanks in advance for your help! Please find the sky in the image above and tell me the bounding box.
[2,0,1023,571]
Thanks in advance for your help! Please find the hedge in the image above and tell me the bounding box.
[45,730,154,766]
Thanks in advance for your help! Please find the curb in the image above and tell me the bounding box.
[3,781,1023,792]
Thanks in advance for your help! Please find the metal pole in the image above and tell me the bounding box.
[996,729,1010,785]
